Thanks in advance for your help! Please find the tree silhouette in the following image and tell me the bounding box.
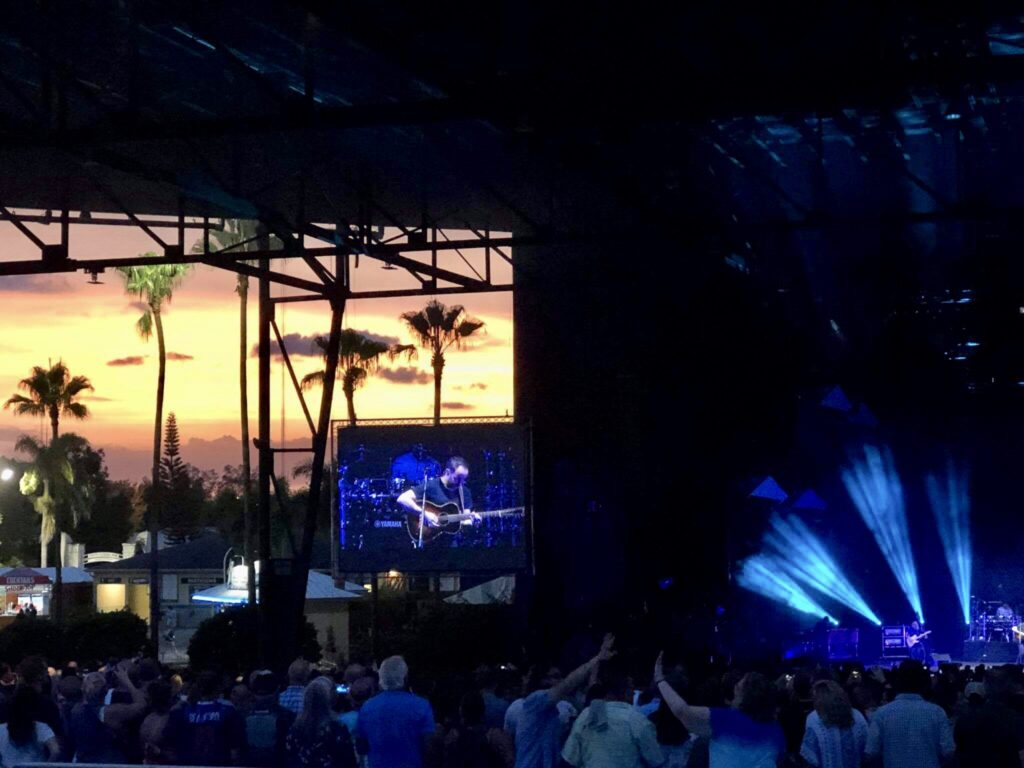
[400,300,485,425]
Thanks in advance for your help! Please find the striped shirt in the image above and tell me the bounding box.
[278,685,305,714]
[865,694,954,768]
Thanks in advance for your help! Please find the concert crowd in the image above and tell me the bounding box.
[0,634,1022,767]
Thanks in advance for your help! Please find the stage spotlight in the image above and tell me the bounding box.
[765,514,883,626]
[737,554,835,622]
[926,463,972,627]
[842,445,924,623]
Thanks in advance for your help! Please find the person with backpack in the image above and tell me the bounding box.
[245,670,295,767]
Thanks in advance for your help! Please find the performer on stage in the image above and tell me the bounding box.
[397,456,480,529]
[907,620,930,664]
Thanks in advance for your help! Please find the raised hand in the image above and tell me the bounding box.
[653,651,665,684]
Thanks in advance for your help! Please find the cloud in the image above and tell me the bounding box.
[0,274,72,293]
[348,328,401,347]
[378,367,431,385]
[167,352,194,361]
[80,395,115,402]
[455,383,489,391]
[107,356,146,367]
[442,402,474,410]
[127,301,149,313]
[474,335,509,348]
[250,332,321,359]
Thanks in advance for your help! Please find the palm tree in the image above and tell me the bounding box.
[192,220,277,606]
[117,261,191,645]
[4,361,93,572]
[400,300,485,425]
[16,433,93,624]
[301,330,416,426]
[4,361,93,445]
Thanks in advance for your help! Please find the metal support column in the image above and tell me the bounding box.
[257,234,274,666]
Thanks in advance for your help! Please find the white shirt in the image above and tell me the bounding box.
[0,722,54,765]
[561,700,665,768]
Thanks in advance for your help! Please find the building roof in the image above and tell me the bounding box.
[87,532,364,591]
[192,571,362,605]
[0,567,93,585]
[90,532,233,572]
[90,532,335,572]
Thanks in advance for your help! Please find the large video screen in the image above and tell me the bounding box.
[336,422,530,572]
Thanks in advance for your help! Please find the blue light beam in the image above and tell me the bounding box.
[764,514,883,625]
[737,554,836,622]
[926,463,972,626]
[842,445,924,623]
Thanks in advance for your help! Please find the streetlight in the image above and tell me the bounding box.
[0,467,14,483]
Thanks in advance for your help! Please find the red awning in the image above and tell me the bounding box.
[0,568,51,586]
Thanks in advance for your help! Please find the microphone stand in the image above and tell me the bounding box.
[418,469,427,550]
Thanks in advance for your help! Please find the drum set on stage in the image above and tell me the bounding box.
[970,600,1024,644]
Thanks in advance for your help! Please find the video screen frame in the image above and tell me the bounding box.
[331,418,533,575]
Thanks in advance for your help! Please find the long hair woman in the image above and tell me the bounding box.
[286,677,356,768]
[799,680,868,768]
[0,686,59,764]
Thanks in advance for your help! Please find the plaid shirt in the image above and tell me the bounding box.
[278,685,305,714]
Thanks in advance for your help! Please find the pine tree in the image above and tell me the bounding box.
[159,413,186,488]
[159,413,202,543]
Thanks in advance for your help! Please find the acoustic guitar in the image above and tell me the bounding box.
[405,500,524,544]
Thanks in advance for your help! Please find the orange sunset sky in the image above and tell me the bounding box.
[0,217,514,480]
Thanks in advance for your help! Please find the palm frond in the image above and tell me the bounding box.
[136,310,154,341]
[300,371,327,391]
[38,505,55,546]
[63,376,94,398]
[400,311,434,346]
[346,367,368,391]
[64,402,89,420]
[442,305,466,332]
[387,343,418,362]
[15,435,43,457]
[4,394,44,416]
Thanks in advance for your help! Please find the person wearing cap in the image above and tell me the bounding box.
[954,667,1021,768]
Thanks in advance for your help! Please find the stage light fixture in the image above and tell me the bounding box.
[765,514,882,626]
[737,554,835,622]
[842,445,924,624]
[926,463,972,627]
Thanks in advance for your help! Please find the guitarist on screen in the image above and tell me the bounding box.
[397,455,482,533]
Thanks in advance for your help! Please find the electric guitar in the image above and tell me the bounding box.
[907,630,932,648]
[405,500,525,544]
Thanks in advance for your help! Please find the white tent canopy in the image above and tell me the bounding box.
[443,575,515,605]
[192,570,364,605]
